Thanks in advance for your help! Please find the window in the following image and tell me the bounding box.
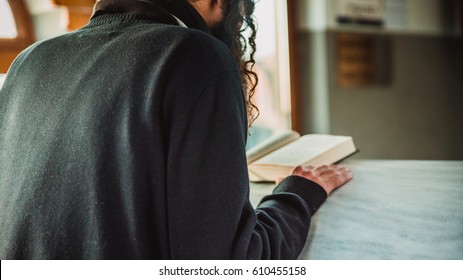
[0,0,35,73]
[0,0,17,38]
[246,0,292,148]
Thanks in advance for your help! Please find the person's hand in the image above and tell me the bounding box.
[276,165,353,195]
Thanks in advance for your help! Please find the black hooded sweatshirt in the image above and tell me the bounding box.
[0,0,327,259]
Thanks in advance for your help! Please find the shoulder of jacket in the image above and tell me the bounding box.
[165,27,235,65]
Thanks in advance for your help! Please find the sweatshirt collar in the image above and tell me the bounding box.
[91,0,208,32]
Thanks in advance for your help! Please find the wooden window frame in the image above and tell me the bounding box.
[0,0,35,73]
[287,0,302,132]
[0,0,35,50]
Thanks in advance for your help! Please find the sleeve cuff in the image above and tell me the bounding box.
[272,176,328,214]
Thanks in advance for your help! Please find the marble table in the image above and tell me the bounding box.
[250,160,463,259]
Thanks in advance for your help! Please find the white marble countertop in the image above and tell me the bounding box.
[250,160,463,259]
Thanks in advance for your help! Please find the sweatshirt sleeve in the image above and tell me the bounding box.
[164,69,327,259]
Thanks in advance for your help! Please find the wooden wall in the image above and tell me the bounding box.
[53,0,95,30]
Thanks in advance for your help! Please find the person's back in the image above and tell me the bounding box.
[0,3,246,259]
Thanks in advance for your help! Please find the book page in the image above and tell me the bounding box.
[253,134,352,166]
[246,130,300,163]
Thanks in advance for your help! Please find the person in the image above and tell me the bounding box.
[0,0,352,259]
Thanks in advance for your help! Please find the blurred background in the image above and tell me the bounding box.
[1,0,462,159]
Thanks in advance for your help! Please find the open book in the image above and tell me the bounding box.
[246,131,357,182]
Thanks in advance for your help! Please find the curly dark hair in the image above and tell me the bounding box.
[219,0,260,127]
